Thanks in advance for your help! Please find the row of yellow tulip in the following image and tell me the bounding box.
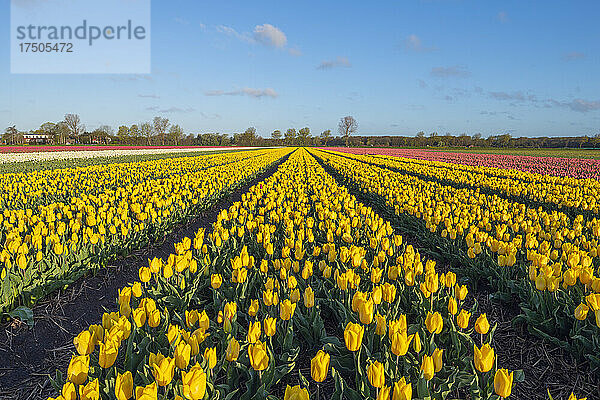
[341,150,600,215]
[49,148,522,400]
[0,148,291,313]
[310,148,600,365]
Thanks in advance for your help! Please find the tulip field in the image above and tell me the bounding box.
[0,147,597,400]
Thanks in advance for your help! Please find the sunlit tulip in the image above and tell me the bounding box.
[186,310,199,328]
[98,341,118,368]
[175,341,191,369]
[457,309,471,329]
[139,266,151,283]
[115,371,133,400]
[448,297,458,315]
[79,378,99,400]
[368,360,385,388]
[344,322,364,352]
[392,377,412,400]
[378,385,391,400]
[280,299,297,320]
[264,316,277,337]
[310,350,330,382]
[382,283,397,303]
[283,385,309,400]
[247,321,262,343]
[391,332,413,357]
[67,354,89,385]
[412,332,422,353]
[182,363,207,400]
[204,347,217,369]
[425,312,443,334]
[248,340,269,371]
[420,355,434,381]
[135,382,157,400]
[73,330,94,355]
[574,303,589,320]
[375,313,387,336]
[474,344,495,373]
[474,314,490,335]
[152,356,176,386]
[494,369,513,398]
[359,297,374,325]
[455,284,468,301]
[211,274,222,289]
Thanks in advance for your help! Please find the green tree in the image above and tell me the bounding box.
[298,127,311,146]
[320,129,331,146]
[117,125,130,143]
[153,116,170,146]
[285,128,296,145]
[271,130,282,141]
[168,124,184,145]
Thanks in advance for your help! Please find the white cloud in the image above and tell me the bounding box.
[253,24,287,48]
[317,56,351,70]
[403,34,437,52]
[430,65,471,78]
[205,87,278,98]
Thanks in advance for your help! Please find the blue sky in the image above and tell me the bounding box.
[1,0,599,137]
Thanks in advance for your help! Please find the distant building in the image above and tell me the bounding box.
[23,133,50,144]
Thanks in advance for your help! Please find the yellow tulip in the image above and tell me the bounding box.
[248,340,269,371]
[432,348,443,372]
[175,341,191,369]
[390,332,413,357]
[138,266,151,283]
[358,297,374,325]
[247,320,262,343]
[382,282,397,303]
[448,297,458,315]
[198,310,210,331]
[344,322,364,352]
[211,274,222,289]
[152,356,176,386]
[474,314,490,335]
[392,377,412,400]
[135,382,157,400]
[182,363,207,400]
[283,385,309,400]
[79,378,99,400]
[420,355,434,381]
[455,284,468,301]
[378,385,391,400]
[280,299,297,320]
[186,310,199,328]
[98,341,118,369]
[133,307,146,328]
[367,360,385,388]
[248,299,260,316]
[457,309,471,329]
[67,354,89,385]
[115,371,133,400]
[412,331,422,353]
[73,330,95,355]
[147,308,161,328]
[494,369,513,398]
[226,337,240,362]
[310,350,330,382]
[304,286,315,308]
[425,312,443,334]
[473,344,495,373]
[61,382,77,400]
[375,313,387,336]
[204,347,217,369]
[264,316,277,337]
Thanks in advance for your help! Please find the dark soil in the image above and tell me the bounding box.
[0,152,291,400]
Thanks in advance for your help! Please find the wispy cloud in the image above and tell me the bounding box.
[216,25,253,43]
[562,51,585,61]
[317,56,351,70]
[430,65,471,78]
[497,11,508,23]
[403,34,437,53]
[204,87,278,98]
[489,91,537,102]
[138,94,160,99]
[145,106,195,113]
[288,47,302,57]
[549,98,600,113]
[253,24,287,48]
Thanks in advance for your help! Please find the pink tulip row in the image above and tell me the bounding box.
[322,147,600,180]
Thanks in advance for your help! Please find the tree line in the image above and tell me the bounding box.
[3,114,599,148]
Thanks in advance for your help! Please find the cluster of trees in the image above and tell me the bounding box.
[2,114,187,146]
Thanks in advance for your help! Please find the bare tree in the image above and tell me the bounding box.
[168,124,184,145]
[140,122,153,145]
[153,116,170,146]
[338,116,357,147]
[64,114,85,139]
[285,128,296,145]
